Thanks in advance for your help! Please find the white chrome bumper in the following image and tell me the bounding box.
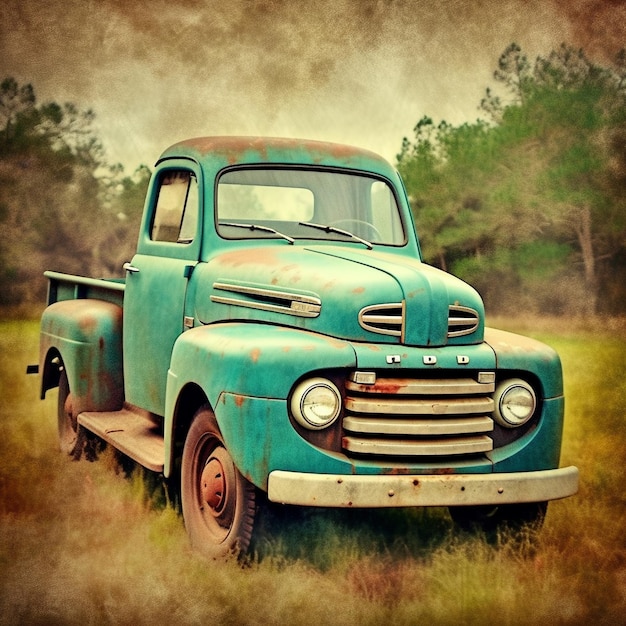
[267,466,579,508]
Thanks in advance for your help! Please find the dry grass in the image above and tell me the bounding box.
[1,319,625,625]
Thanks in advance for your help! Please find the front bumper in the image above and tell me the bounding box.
[268,466,579,508]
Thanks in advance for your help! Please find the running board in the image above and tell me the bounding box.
[78,408,165,473]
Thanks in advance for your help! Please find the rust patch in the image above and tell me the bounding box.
[164,136,388,167]
[234,395,245,408]
[250,348,261,363]
[383,467,411,475]
[78,315,97,333]
[352,286,365,294]
[372,380,410,394]
[406,288,426,299]
[364,344,382,352]
[216,248,281,268]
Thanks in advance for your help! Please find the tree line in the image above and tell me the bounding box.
[397,43,626,316]
[0,77,149,308]
[1,42,625,315]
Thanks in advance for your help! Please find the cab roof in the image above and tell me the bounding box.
[157,136,395,174]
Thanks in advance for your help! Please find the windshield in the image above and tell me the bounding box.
[217,168,405,246]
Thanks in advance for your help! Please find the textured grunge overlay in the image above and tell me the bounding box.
[0,0,624,168]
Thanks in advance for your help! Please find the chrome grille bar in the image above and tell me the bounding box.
[448,305,480,337]
[343,415,494,436]
[343,436,493,457]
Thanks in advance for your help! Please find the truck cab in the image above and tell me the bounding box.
[37,137,578,558]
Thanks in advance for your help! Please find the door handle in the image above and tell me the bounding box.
[123,262,140,274]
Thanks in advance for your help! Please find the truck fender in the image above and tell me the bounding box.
[40,299,124,414]
[163,323,357,479]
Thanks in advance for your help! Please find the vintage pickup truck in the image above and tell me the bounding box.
[33,136,578,557]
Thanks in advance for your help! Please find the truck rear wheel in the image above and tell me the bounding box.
[57,368,81,458]
[181,406,256,559]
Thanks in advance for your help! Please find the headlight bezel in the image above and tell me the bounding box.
[493,378,537,429]
[290,377,342,430]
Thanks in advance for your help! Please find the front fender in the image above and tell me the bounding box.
[164,323,356,477]
[485,327,563,398]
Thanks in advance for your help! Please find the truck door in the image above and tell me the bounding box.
[123,162,202,416]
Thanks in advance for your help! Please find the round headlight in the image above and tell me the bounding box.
[291,378,342,430]
[493,378,537,428]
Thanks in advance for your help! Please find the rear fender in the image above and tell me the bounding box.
[40,299,124,414]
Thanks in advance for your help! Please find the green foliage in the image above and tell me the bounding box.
[0,78,150,306]
[398,44,626,315]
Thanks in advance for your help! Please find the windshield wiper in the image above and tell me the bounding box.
[220,222,294,244]
[298,222,373,249]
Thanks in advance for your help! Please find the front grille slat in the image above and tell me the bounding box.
[342,372,494,461]
[343,415,494,436]
[343,435,494,457]
[345,396,494,416]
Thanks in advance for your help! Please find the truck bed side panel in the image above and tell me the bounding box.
[45,270,125,308]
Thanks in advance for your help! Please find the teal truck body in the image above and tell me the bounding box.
[35,136,578,557]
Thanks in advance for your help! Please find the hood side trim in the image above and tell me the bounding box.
[211,281,321,318]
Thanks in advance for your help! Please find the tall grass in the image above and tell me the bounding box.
[1,318,624,625]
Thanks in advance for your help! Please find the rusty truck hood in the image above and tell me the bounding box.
[193,244,484,347]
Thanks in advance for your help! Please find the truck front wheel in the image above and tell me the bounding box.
[181,406,256,559]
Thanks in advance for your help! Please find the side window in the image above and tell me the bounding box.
[151,170,198,243]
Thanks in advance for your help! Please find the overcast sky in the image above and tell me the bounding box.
[1,0,624,172]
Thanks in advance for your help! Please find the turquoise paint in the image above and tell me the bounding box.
[167,323,357,405]
[123,254,194,415]
[485,328,564,398]
[351,340,496,371]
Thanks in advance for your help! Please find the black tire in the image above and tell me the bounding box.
[449,502,548,540]
[181,406,256,559]
[57,368,81,458]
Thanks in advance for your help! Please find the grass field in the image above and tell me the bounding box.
[1,318,625,625]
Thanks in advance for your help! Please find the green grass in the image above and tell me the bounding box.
[1,318,625,625]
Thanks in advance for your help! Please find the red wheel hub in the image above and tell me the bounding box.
[201,457,226,512]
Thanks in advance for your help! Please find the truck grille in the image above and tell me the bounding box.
[358,303,480,340]
[343,374,495,459]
